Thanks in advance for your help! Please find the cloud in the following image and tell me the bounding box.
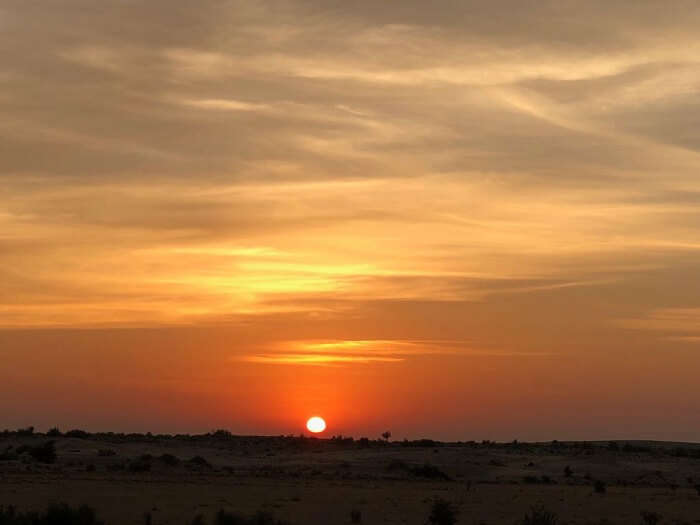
[2,0,700,337]
[617,308,700,341]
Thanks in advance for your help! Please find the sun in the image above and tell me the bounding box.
[306,416,326,433]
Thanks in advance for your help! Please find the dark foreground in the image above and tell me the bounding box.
[1,430,699,524]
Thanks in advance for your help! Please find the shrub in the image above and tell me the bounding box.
[128,457,151,472]
[0,503,103,524]
[0,447,17,461]
[16,427,34,436]
[427,498,457,525]
[213,509,289,525]
[517,505,557,525]
[98,449,116,457]
[386,459,409,472]
[640,511,662,525]
[350,509,362,523]
[158,453,180,466]
[27,441,57,464]
[187,456,212,469]
[47,427,62,437]
[190,516,206,525]
[64,429,90,439]
[411,463,451,480]
[564,465,573,477]
[594,480,606,494]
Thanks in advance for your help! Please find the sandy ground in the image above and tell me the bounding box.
[1,434,699,524]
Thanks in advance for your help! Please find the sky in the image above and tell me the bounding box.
[1,1,700,441]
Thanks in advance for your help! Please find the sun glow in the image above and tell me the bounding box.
[306,416,326,433]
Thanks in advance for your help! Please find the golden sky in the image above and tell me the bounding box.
[2,1,700,440]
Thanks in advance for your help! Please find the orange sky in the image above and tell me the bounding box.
[2,1,700,441]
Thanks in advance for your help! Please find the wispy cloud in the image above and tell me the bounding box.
[617,308,700,342]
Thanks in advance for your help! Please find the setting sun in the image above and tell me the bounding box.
[306,416,326,434]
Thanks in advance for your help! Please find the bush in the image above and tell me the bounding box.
[187,456,212,469]
[97,449,116,457]
[158,453,180,466]
[428,498,457,525]
[594,480,606,494]
[411,463,451,480]
[27,441,57,464]
[16,427,34,437]
[350,509,362,523]
[128,456,151,472]
[564,465,573,477]
[213,509,290,525]
[64,429,90,439]
[47,427,62,437]
[640,511,662,525]
[517,505,557,525]
[0,503,103,524]
[386,459,409,472]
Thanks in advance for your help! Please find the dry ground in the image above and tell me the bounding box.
[1,433,699,524]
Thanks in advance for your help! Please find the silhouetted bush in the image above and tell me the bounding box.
[210,429,233,439]
[0,447,17,462]
[401,439,439,448]
[386,459,409,472]
[640,511,662,525]
[594,480,606,493]
[190,516,206,525]
[0,503,103,524]
[158,453,180,466]
[187,456,212,469]
[622,443,652,454]
[64,429,90,439]
[427,498,457,525]
[16,427,34,437]
[47,427,62,437]
[213,509,290,525]
[128,456,151,472]
[350,509,362,523]
[564,465,573,477]
[411,463,450,480]
[25,441,56,464]
[517,505,557,525]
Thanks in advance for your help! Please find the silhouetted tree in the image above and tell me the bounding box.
[428,498,457,525]
[517,505,557,525]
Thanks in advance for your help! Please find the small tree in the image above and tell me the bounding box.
[640,511,662,525]
[428,498,457,525]
[517,505,557,525]
[381,431,392,442]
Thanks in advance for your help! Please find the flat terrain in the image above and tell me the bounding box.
[1,432,699,524]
